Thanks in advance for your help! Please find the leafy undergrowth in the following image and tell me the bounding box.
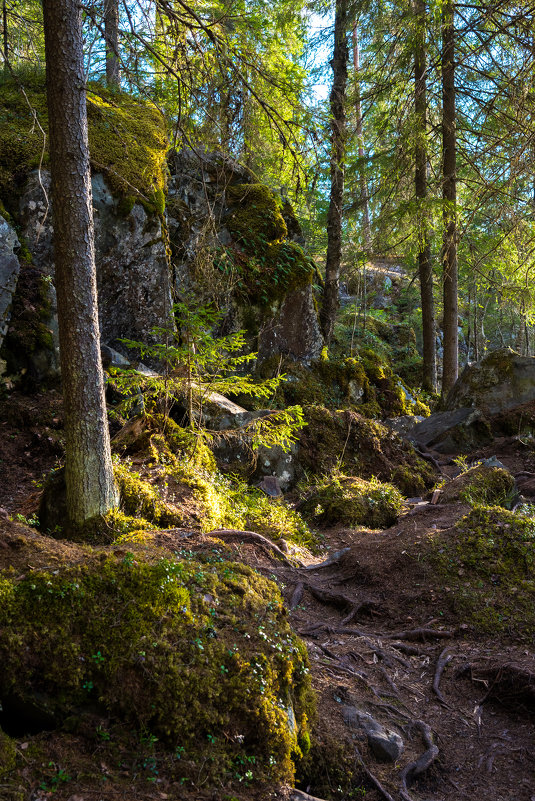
[0,521,314,797]
[430,505,535,636]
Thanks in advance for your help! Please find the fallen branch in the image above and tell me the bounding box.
[399,721,439,801]
[206,529,301,567]
[432,648,453,706]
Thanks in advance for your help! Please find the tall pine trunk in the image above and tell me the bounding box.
[353,25,371,254]
[104,0,120,87]
[42,0,118,526]
[320,0,349,345]
[441,0,458,396]
[414,0,436,391]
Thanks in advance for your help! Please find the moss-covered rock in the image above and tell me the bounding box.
[301,475,404,529]
[302,476,403,528]
[439,465,515,507]
[297,406,436,496]
[432,506,535,636]
[0,73,168,213]
[0,552,314,784]
[0,728,16,776]
[223,183,315,307]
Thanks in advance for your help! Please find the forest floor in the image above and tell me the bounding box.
[1,390,535,801]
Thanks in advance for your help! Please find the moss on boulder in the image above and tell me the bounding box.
[439,465,515,507]
[297,406,436,496]
[223,183,315,307]
[432,506,535,636]
[0,73,168,213]
[0,552,314,784]
[301,475,404,529]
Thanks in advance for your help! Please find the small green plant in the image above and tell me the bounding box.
[114,299,306,455]
[39,763,71,793]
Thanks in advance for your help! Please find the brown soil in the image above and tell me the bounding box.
[1,389,534,801]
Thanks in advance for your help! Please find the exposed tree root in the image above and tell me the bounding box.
[289,581,305,610]
[206,529,301,567]
[354,746,397,801]
[290,790,329,801]
[432,647,453,706]
[300,547,352,571]
[399,721,439,801]
[385,627,454,642]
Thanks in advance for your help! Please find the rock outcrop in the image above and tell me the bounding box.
[0,214,20,355]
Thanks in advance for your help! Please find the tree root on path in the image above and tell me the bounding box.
[399,721,439,801]
[385,627,454,642]
[432,647,453,706]
[300,547,352,571]
[354,746,397,801]
[206,529,301,567]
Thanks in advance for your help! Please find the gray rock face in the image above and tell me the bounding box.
[167,147,323,365]
[257,284,323,365]
[18,170,173,359]
[411,407,491,454]
[0,214,21,352]
[445,348,535,415]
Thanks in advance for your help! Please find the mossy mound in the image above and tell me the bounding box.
[253,353,429,419]
[222,183,314,306]
[300,475,404,529]
[112,416,317,548]
[439,465,515,507]
[0,72,168,213]
[0,728,16,776]
[0,553,314,784]
[297,407,436,496]
[432,506,535,637]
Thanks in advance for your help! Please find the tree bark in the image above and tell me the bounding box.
[42,0,118,526]
[352,25,371,254]
[2,1,8,73]
[320,0,349,345]
[441,0,458,396]
[104,0,120,87]
[414,0,436,392]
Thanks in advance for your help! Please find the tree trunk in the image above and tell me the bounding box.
[414,0,436,392]
[352,25,371,254]
[104,0,120,87]
[42,0,118,527]
[441,0,458,396]
[320,0,349,345]
[2,1,8,72]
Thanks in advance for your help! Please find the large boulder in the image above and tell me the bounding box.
[0,213,20,357]
[445,348,535,415]
[17,171,173,359]
[167,148,323,364]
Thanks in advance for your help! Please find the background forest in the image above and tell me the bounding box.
[3,0,535,389]
[2,3,535,801]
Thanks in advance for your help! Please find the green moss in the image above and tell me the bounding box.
[227,183,287,243]
[432,506,535,636]
[222,183,314,306]
[297,406,436,495]
[0,73,168,213]
[0,729,16,777]
[459,466,515,507]
[0,555,314,784]
[301,474,404,529]
[114,463,182,528]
